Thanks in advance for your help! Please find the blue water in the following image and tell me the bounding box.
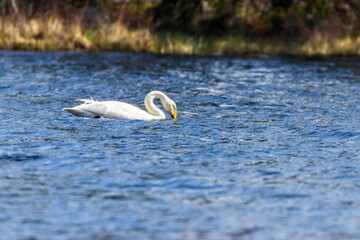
[1,51,360,239]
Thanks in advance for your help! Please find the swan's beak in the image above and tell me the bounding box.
[171,109,177,119]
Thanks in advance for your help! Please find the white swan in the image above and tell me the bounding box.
[63,91,177,120]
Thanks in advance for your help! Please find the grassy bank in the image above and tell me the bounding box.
[1,15,360,56]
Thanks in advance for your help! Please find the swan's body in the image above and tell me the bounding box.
[63,91,177,121]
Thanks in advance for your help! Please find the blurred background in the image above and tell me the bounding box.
[1,0,360,55]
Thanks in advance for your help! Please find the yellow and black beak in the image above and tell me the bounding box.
[171,109,177,119]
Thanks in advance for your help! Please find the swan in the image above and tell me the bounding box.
[63,91,177,120]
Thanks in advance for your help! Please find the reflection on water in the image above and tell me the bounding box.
[1,52,360,239]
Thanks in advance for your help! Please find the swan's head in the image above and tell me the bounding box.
[147,91,177,119]
[164,100,177,119]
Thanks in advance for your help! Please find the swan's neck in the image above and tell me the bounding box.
[144,91,167,119]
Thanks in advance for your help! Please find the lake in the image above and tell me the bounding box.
[0,51,360,240]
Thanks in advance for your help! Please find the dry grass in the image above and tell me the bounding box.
[0,15,151,51]
[1,15,360,56]
[301,33,360,56]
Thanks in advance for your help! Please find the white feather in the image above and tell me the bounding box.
[63,91,177,121]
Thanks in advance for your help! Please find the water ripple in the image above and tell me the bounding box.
[0,52,360,240]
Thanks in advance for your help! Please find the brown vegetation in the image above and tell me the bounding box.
[0,0,360,56]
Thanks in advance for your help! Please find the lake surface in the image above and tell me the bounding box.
[0,51,360,240]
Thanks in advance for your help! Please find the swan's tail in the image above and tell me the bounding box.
[62,97,97,117]
[62,108,87,117]
[63,99,105,118]
[76,97,97,104]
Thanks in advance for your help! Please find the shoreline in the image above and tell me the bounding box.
[1,18,359,57]
[2,36,360,58]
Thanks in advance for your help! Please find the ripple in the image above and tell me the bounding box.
[0,153,43,162]
[329,130,360,139]
[1,52,360,240]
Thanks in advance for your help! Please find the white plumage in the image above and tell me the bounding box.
[63,91,177,121]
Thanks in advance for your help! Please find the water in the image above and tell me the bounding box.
[0,51,360,240]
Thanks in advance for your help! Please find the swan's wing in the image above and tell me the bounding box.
[101,101,154,120]
[64,100,156,120]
